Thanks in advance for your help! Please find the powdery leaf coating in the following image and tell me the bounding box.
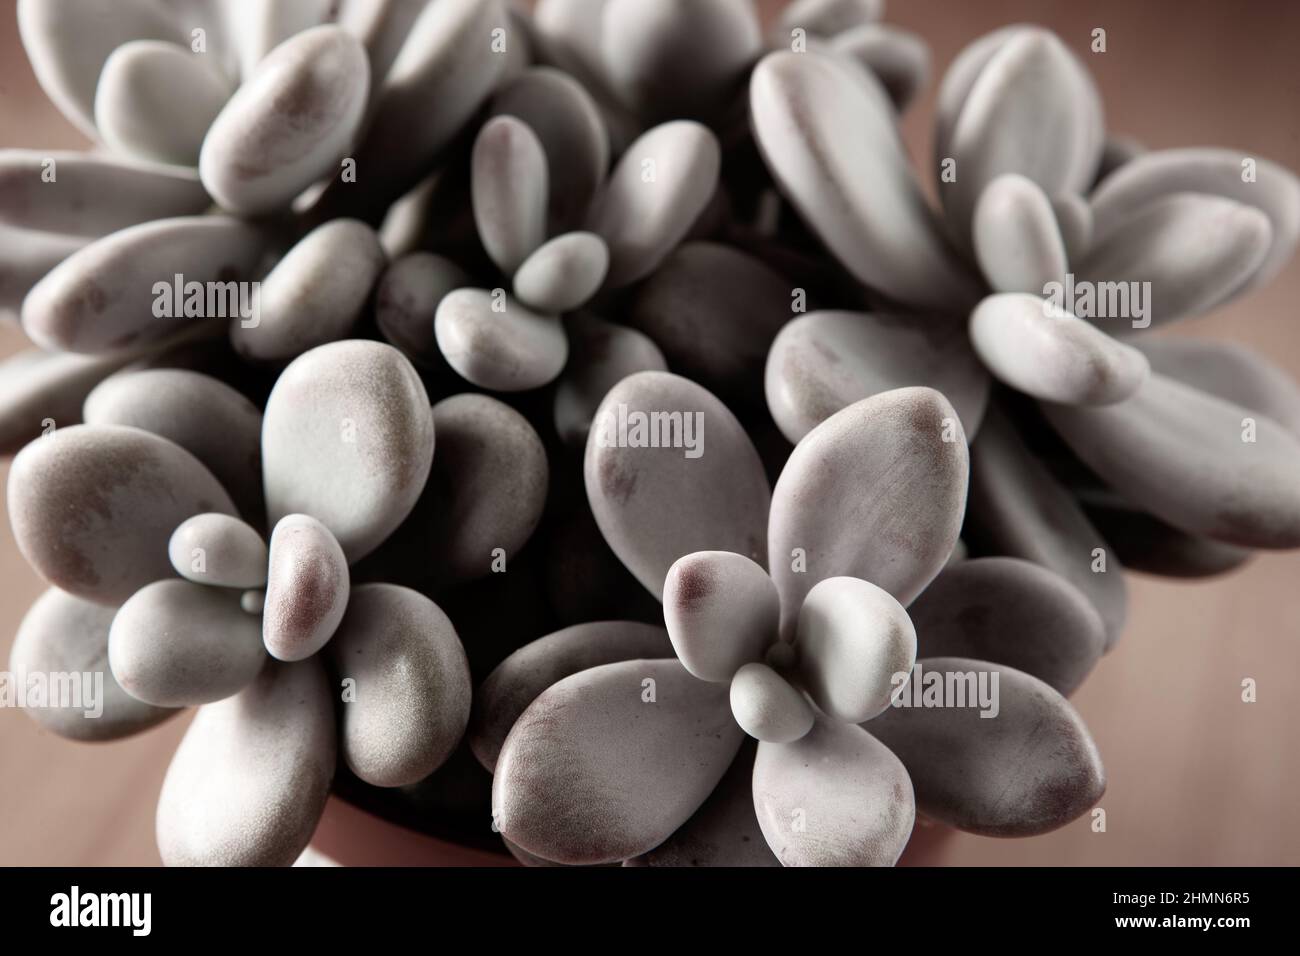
[750,51,979,311]
[796,576,917,723]
[869,657,1106,837]
[908,557,1106,696]
[768,387,968,638]
[0,151,210,238]
[601,0,760,121]
[325,584,471,788]
[1137,336,1300,441]
[493,658,744,866]
[940,27,1104,247]
[513,232,609,315]
[969,293,1148,405]
[628,242,792,403]
[1077,193,1271,330]
[263,514,349,662]
[777,0,885,37]
[584,371,771,600]
[1042,373,1300,550]
[434,288,569,392]
[7,424,236,605]
[94,40,232,167]
[730,662,815,744]
[375,252,468,364]
[10,1,1289,874]
[200,26,369,216]
[17,0,184,137]
[965,406,1127,649]
[156,657,335,867]
[765,310,990,445]
[169,513,268,589]
[21,216,265,354]
[10,587,175,741]
[0,347,141,455]
[469,620,673,772]
[471,116,550,276]
[972,173,1068,294]
[490,66,610,232]
[261,340,434,563]
[625,740,779,867]
[830,23,930,112]
[231,219,386,361]
[554,314,667,448]
[588,120,721,289]
[1090,147,1300,287]
[108,579,266,707]
[663,550,779,682]
[752,719,914,867]
[83,368,264,524]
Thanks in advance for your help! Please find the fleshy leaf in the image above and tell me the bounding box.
[1042,373,1300,549]
[753,719,914,866]
[157,658,335,866]
[908,557,1105,695]
[869,657,1105,837]
[585,371,770,600]
[751,50,978,311]
[493,658,743,866]
[664,550,778,682]
[768,387,967,637]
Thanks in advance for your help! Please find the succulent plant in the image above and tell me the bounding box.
[3,0,1299,868]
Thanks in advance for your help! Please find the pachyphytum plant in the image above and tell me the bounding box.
[3,0,1299,867]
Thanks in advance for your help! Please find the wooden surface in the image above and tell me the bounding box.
[2,0,1299,865]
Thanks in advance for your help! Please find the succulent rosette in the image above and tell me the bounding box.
[3,0,1299,868]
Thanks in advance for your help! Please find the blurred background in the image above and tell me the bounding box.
[2,0,1298,865]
